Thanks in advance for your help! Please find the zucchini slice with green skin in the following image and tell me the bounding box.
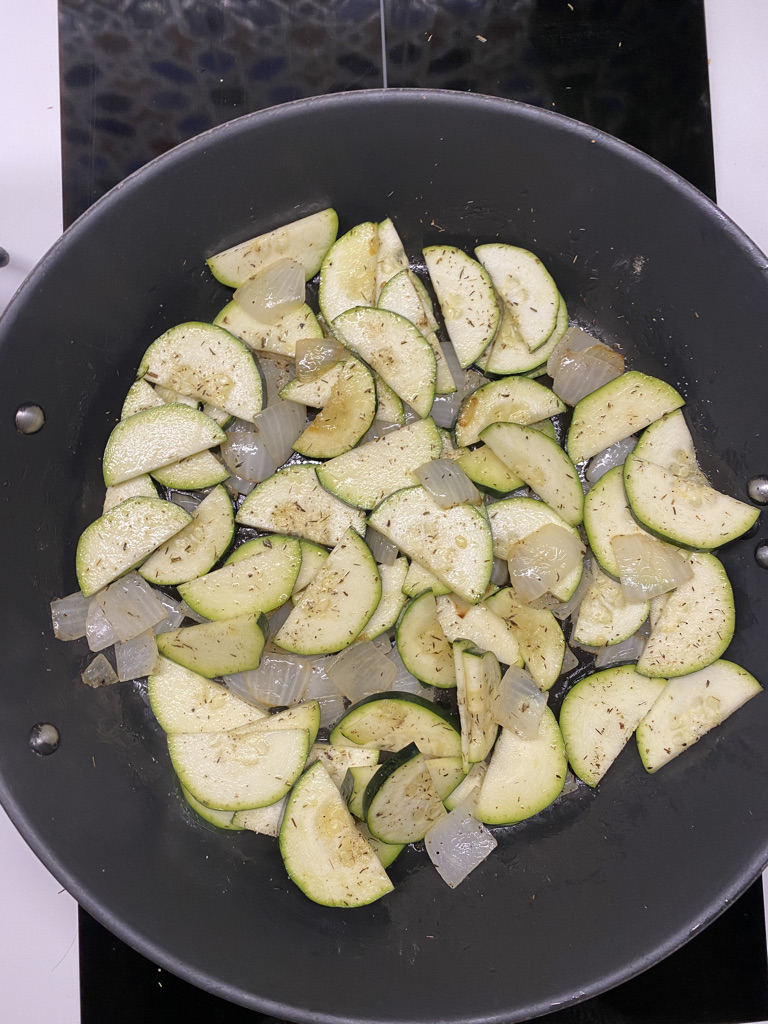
[476,293,568,376]
[76,496,192,597]
[623,454,760,549]
[236,464,367,546]
[481,421,584,527]
[169,724,309,811]
[137,322,264,423]
[331,306,437,419]
[308,743,380,787]
[475,244,561,353]
[319,221,379,324]
[402,559,452,598]
[455,444,524,496]
[232,797,287,837]
[121,378,164,418]
[483,587,565,690]
[444,762,487,811]
[178,534,301,620]
[572,566,649,648]
[375,217,410,297]
[291,539,330,595]
[148,656,268,734]
[455,375,566,447]
[454,643,500,769]
[425,756,466,802]
[206,208,339,287]
[181,786,244,831]
[274,528,381,655]
[356,821,404,869]
[374,373,406,425]
[156,613,267,678]
[102,404,226,486]
[423,245,500,368]
[103,474,158,513]
[150,450,229,490]
[367,485,493,605]
[632,409,707,483]
[396,590,457,688]
[636,660,762,773]
[567,371,685,464]
[636,552,735,678]
[343,764,380,818]
[330,692,462,758]
[363,742,447,843]
[140,485,235,587]
[292,357,376,459]
[316,417,442,510]
[280,760,394,908]
[474,708,567,826]
[583,465,652,579]
[279,359,344,407]
[214,301,323,359]
[255,701,321,747]
[559,665,666,786]
[437,595,523,668]
[359,556,409,640]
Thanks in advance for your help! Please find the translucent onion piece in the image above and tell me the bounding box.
[325,641,397,703]
[507,524,585,603]
[95,572,167,642]
[169,490,204,514]
[233,258,305,324]
[546,555,594,621]
[491,664,548,739]
[303,660,347,728]
[153,592,185,634]
[552,344,625,406]
[360,418,402,445]
[115,630,159,681]
[222,674,269,710]
[221,426,277,483]
[295,336,344,382]
[224,472,257,497]
[439,340,465,393]
[462,369,488,398]
[425,792,498,888]
[560,770,581,796]
[254,399,307,466]
[51,591,91,641]
[585,436,637,485]
[259,355,295,407]
[546,324,602,377]
[177,600,209,624]
[415,458,482,509]
[387,647,435,701]
[430,391,463,429]
[560,646,580,674]
[365,525,399,566]
[594,631,646,669]
[266,600,293,636]
[85,599,120,652]
[81,653,118,688]
[490,557,510,587]
[403,405,421,425]
[229,653,313,707]
[611,533,694,601]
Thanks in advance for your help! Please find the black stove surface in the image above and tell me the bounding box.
[57,1,767,1021]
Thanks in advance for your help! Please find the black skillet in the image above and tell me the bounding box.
[1,90,767,1023]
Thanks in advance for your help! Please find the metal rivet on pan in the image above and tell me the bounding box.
[747,476,768,504]
[0,247,9,269]
[755,543,768,569]
[29,723,60,756]
[15,403,45,434]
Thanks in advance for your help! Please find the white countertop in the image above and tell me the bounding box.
[1,1,767,1020]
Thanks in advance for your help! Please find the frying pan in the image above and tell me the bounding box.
[1,89,767,1023]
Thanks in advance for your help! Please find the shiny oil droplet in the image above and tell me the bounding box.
[747,476,768,504]
[29,722,60,755]
[755,542,768,570]
[15,402,45,434]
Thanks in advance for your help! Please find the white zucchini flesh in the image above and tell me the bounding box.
[214,301,323,359]
[455,375,566,447]
[632,408,707,483]
[483,588,565,691]
[274,528,381,655]
[150,450,229,490]
[280,360,344,407]
[374,217,410,297]
[139,484,235,587]
[454,643,500,769]
[206,208,339,287]
[425,756,466,802]
[148,656,268,734]
[368,486,493,605]
[364,745,447,843]
[476,294,568,376]
[121,378,165,418]
[76,496,192,598]
[444,762,487,811]
[373,373,406,425]
[330,306,437,419]
[358,556,409,640]
[233,797,287,836]
[636,552,735,678]
[308,743,380,788]
[292,540,330,595]
[559,666,666,786]
[583,464,654,579]
[437,595,523,668]
[402,559,452,597]
[474,708,567,826]
[318,221,379,323]
[316,417,442,510]
[572,566,649,648]
[330,693,462,758]
[456,444,524,495]
[177,535,301,620]
[567,371,685,464]
[102,404,226,486]
[137,322,263,422]
[343,764,381,818]
[481,421,584,527]
[292,357,376,459]
[623,455,760,549]
[235,464,367,546]
[103,474,157,513]
[636,660,762,773]
[254,702,321,748]
[279,761,394,908]
[169,725,309,811]
[423,245,500,368]
[156,613,267,679]
[475,244,560,353]
[396,590,456,688]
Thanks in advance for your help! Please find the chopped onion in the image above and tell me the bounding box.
[225,472,257,497]
[365,525,399,566]
[169,489,204,514]
[425,792,498,888]
[259,354,295,407]
[507,524,585,603]
[295,336,344,382]
[415,458,481,509]
[266,600,293,636]
[585,436,637,484]
[552,344,625,406]
[403,405,421,425]
[254,399,307,466]
[81,653,118,688]
[546,324,603,376]
[227,653,312,707]
[430,391,463,429]
[545,556,595,621]
[153,592,185,634]
[115,630,159,681]
[303,659,347,728]
[95,572,167,641]
[560,646,580,674]
[233,258,305,324]
[439,341,465,393]
[177,600,209,623]
[560,770,581,796]
[222,673,269,709]
[491,664,548,739]
[360,418,402,444]
[611,533,694,601]
[51,591,91,641]
[594,631,646,669]
[325,641,397,702]
[462,369,487,397]
[490,556,510,587]
[85,599,120,652]
[387,647,435,700]
[221,425,277,483]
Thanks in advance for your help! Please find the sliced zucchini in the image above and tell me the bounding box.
[151,450,229,490]
[373,374,406,426]
[425,756,466,802]
[367,486,493,605]
[156,613,267,678]
[76,496,191,597]
[148,655,268,734]
[308,743,380,787]
[279,761,394,908]
[475,244,560,352]
[255,701,321,747]
[292,539,330,595]
[279,359,343,407]
[483,587,565,690]
[567,371,685,464]
[359,556,409,640]
[356,821,404,869]
[316,417,442,510]
[559,665,666,786]
[232,797,287,836]
[423,245,500,367]
[444,762,487,811]
[455,444,524,496]
[436,594,523,668]
[583,464,652,579]
[343,764,380,818]
[181,786,243,831]
[636,660,762,773]
[292,357,376,459]
[632,409,707,483]
[206,208,338,287]
[103,473,157,513]
[572,566,649,648]
[476,293,568,376]
[330,691,462,758]
[455,375,566,447]
[375,217,410,297]
[331,307,437,419]
[454,643,500,769]
[318,221,378,323]
[236,464,367,546]
[121,378,164,418]
[396,590,456,688]
[402,559,452,598]
[214,301,323,359]
[363,742,447,843]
